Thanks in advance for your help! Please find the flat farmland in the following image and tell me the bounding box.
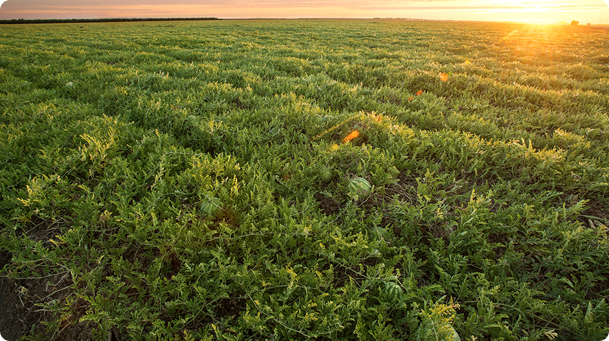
[1,20,609,340]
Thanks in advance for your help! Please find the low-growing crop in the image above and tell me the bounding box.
[0,19,608,340]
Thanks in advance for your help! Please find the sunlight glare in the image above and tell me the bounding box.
[342,130,359,144]
[491,0,534,4]
[490,0,550,13]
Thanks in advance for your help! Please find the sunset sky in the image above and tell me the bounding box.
[1,0,608,24]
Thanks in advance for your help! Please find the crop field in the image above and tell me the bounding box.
[1,19,609,340]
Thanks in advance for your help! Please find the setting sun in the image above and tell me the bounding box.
[493,0,532,3]
[472,0,609,25]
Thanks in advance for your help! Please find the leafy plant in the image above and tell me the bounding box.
[0,20,608,341]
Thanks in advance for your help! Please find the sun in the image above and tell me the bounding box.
[492,0,529,3]
[487,0,557,24]
[489,0,543,10]
[495,0,553,7]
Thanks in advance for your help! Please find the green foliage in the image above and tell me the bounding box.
[1,20,608,340]
[415,300,461,341]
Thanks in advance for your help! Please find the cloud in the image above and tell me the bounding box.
[0,0,463,17]
[0,0,607,20]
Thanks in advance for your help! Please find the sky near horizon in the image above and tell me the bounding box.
[1,0,609,24]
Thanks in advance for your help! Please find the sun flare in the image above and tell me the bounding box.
[491,0,536,4]
[490,0,550,11]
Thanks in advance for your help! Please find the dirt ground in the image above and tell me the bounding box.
[0,250,96,341]
[0,250,40,341]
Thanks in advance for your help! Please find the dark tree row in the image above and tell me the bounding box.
[0,17,218,24]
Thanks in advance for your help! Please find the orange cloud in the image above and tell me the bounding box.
[0,0,607,22]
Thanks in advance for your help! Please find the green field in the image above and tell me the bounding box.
[1,20,609,340]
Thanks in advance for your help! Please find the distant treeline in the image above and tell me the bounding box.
[0,17,219,24]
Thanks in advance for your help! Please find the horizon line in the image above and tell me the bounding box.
[0,16,601,25]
